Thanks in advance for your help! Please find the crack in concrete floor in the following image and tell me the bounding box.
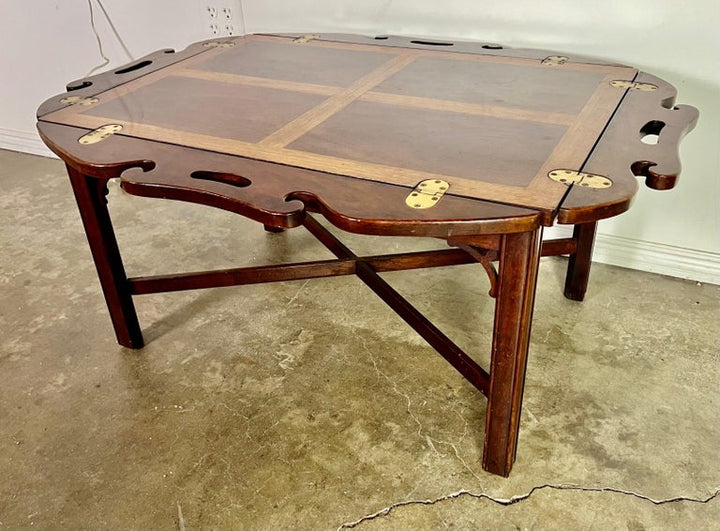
[352,332,720,530]
[361,338,487,485]
[336,484,720,529]
[3,151,718,529]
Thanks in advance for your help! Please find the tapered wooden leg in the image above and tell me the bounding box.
[483,229,541,477]
[563,221,597,301]
[67,166,144,349]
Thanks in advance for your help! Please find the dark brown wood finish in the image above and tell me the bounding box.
[36,38,235,118]
[36,33,697,478]
[39,34,638,216]
[263,224,286,233]
[540,238,577,257]
[37,121,544,236]
[128,248,478,295]
[563,222,598,301]
[66,167,143,349]
[482,229,542,476]
[558,72,699,224]
[277,33,628,67]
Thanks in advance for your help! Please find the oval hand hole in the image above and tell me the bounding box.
[640,120,665,145]
[410,39,454,46]
[67,80,93,91]
[482,44,503,49]
[115,60,152,75]
[191,170,251,188]
[374,36,389,40]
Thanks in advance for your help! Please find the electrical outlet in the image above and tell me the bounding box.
[205,4,239,37]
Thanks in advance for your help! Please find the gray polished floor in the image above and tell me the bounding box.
[1,149,718,529]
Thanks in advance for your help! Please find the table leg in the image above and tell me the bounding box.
[563,221,597,301]
[483,229,541,477]
[263,224,285,233]
[66,166,144,349]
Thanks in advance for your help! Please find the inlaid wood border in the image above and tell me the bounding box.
[40,34,637,213]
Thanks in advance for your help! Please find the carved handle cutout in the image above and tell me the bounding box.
[190,170,251,188]
[410,40,454,46]
[115,60,152,75]
[640,120,665,145]
[66,80,93,91]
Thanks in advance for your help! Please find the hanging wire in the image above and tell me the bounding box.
[95,0,134,61]
[85,0,110,77]
[84,0,135,78]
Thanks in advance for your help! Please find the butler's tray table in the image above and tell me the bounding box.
[36,33,698,477]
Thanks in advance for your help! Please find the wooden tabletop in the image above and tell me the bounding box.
[37,33,698,235]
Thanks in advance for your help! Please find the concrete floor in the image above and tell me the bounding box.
[1,148,718,529]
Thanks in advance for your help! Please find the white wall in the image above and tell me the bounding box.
[0,0,242,148]
[1,1,718,282]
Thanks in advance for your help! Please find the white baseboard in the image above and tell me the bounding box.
[2,128,718,285]
[0,127,57,158]
[545,225,720,285]
[592,233,720,285]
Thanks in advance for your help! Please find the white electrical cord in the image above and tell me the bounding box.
[85,0,135,77]
[85,0,109,76]
[95,0,134,60]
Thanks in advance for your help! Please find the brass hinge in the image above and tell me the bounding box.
[60,96,99,106]
[78,124,123,145]
[548,169,612,189]
[405,179,449,209]
[610,80,657,91]
[541,55,568,66]
[202,41,235,48]
[294,34,320,44]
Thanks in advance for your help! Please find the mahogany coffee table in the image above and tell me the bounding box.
[37,33,697,477]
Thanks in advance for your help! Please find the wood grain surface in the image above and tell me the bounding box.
[37,33,697,227]
[39,34,638,216]
[37,121,544,237]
